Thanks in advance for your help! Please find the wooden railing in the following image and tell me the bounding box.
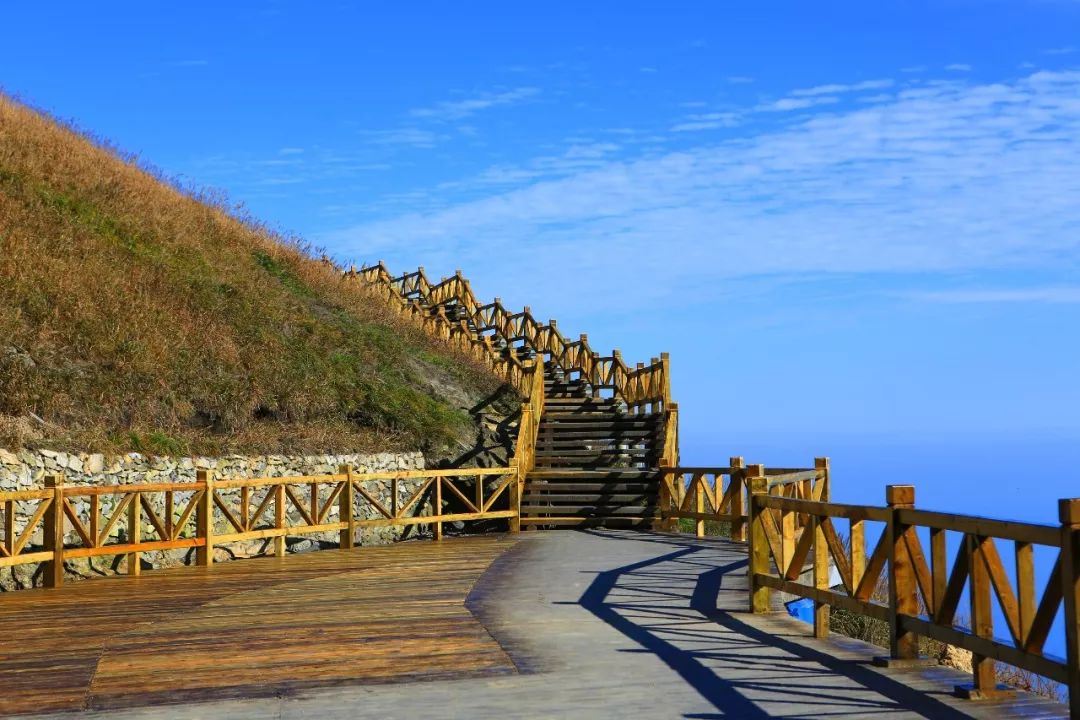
[746,473,1080,715]
[507,360,545,531]
[659,458,829,542]
[0,466,519,586]
[348,262,672,413]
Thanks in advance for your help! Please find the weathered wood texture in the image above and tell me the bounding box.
[0,535,517,715]
[747,479,1079,712]
[660,458,828,541]
[0,468,519,579]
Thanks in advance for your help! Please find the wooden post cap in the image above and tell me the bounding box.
[524,305,531,314]
[549,319,557,326]
[815,457,830,469]
[661,351,670,359]
[494,296,501,304]
[455,269,462,276]
[418,265,424,271]
[730,456,745,467]
[886,485,915,506]
[580,333,588,342]
[636,362,644,369]
[747,463,765,476]
[1059,498,1080,526]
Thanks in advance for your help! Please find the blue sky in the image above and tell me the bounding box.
[4,2,1080,454]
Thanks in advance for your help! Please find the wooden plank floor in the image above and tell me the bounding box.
[3,530,1069,719]
[0,536,518,716]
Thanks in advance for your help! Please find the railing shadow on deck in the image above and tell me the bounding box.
[575,530,978,720]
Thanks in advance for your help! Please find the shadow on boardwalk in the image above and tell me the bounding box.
[576,530,978,720]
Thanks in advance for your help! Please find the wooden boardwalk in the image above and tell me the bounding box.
[3,531,1069,719]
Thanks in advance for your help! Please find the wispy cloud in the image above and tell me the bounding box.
[726,76,754,84]
[168,59,209,67]
[945,63,972,72]
[671,112,739,132]
[755,95,839,112]
[409,87,540,121]
[908,287,1080,304]
[327,70,1080,314]
[360,128,440,148]
[1043,46,1076,56]
[790,79,893,97]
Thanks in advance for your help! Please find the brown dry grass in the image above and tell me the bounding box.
[0,93,502,456]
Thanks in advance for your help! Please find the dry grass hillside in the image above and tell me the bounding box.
[0,94,505,456]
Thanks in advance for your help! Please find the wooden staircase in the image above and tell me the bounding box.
[520,370,662,527]
[347,262,679,530]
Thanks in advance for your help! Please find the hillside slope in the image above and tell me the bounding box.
[0,95,506,456]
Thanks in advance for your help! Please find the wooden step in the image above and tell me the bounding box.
[520,504,658,516]
[522,492,652,503]
[524,482,656,492]
[519,516,656,528]
[538,418,659,428]
[528,468,660,479]
[536,430,656,440]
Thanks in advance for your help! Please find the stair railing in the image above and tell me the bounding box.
[507,359,545,531]
[350,262,671,413]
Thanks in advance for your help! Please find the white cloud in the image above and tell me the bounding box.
[409,87,540,121]
[791,79,893,97]
[756,95,839,112]
[946,63,972,72]
[909,288,1080,304]
[360,128,440,148]
[671,112,740,132]
[326,70,1080,315]
[1043,46,1076,56]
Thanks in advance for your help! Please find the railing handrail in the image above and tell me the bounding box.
[0,466,520,584]
[349,261,671,412]
[745,478,1080,709]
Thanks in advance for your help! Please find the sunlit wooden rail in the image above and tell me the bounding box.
[658,457,830,541]
[736,469,1080,716]
[348,262,671,414]
[0,466,520,586]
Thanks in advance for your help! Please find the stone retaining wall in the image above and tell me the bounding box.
[0,448,426,591]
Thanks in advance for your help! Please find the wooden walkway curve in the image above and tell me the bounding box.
[2,531,1068,719]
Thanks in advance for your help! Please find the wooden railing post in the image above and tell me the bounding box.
[881,484,921,664]
[815,457,830,502]
[42,474,64,588]
[747,466,770,613]
[274,483,286,557]
[955,531,1014,698]
[196,469,214,567]
[1059,498,1080,717]
[813,512,829,638]
[128,489,142,576]
[434,477,443,541]
[508,459,521,533]
[339,464,355,549]
[658,460,673,532]
[694,472,706,538]
[730,456,746,542]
